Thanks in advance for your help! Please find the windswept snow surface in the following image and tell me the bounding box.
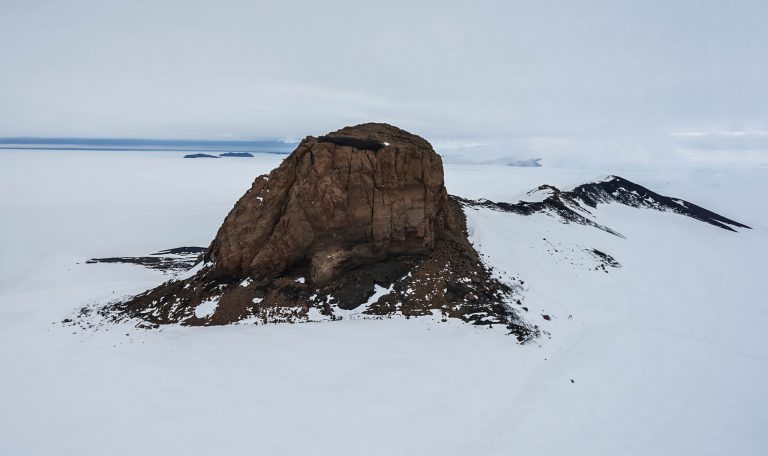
[1,150,767,455]
[193,298,218,318]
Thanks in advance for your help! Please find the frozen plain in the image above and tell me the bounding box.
[0,149,766,455]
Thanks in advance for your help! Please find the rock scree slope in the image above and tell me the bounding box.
[111,123,535,340]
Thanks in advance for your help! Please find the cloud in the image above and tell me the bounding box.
[0,0,766,161]
[673,131,768,152]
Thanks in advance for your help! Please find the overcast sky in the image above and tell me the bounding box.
[1,0,766,156]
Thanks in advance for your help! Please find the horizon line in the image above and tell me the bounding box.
[0,136,300,146]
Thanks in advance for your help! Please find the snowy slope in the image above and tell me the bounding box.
[0,150,766,455]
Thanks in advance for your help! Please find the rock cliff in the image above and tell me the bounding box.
[207,123,451,285]
[113,123,535,340]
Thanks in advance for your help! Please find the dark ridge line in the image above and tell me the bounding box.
[456,175,750,234]
[455,194,625,238]
[183,153,219,159]
[573,176,751,231]
[219,152,254,157]
[87,247,206,272]
[152,247,207,256]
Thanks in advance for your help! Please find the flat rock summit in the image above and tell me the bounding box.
[113,123,535,340]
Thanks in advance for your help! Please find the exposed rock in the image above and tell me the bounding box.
[87,247,206,273]
[589,248,621,270]
[109,123,535,341]
[220,152,254,157]
[183,153,219,158]
[458,175,751,235]
[207,123,450,285]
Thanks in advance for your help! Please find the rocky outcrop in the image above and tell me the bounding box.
[207,123,451,285]
[458,175,751,236]
[87,247,206,272]
[110,123,535,341]
[183,153,219,158]
[219,152,254,157]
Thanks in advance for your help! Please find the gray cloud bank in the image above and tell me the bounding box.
[1,0,766,162]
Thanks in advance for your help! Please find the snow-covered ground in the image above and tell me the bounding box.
[1,150,766,455]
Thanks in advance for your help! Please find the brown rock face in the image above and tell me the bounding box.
[207,123,451,285]
[111,123,535,341]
